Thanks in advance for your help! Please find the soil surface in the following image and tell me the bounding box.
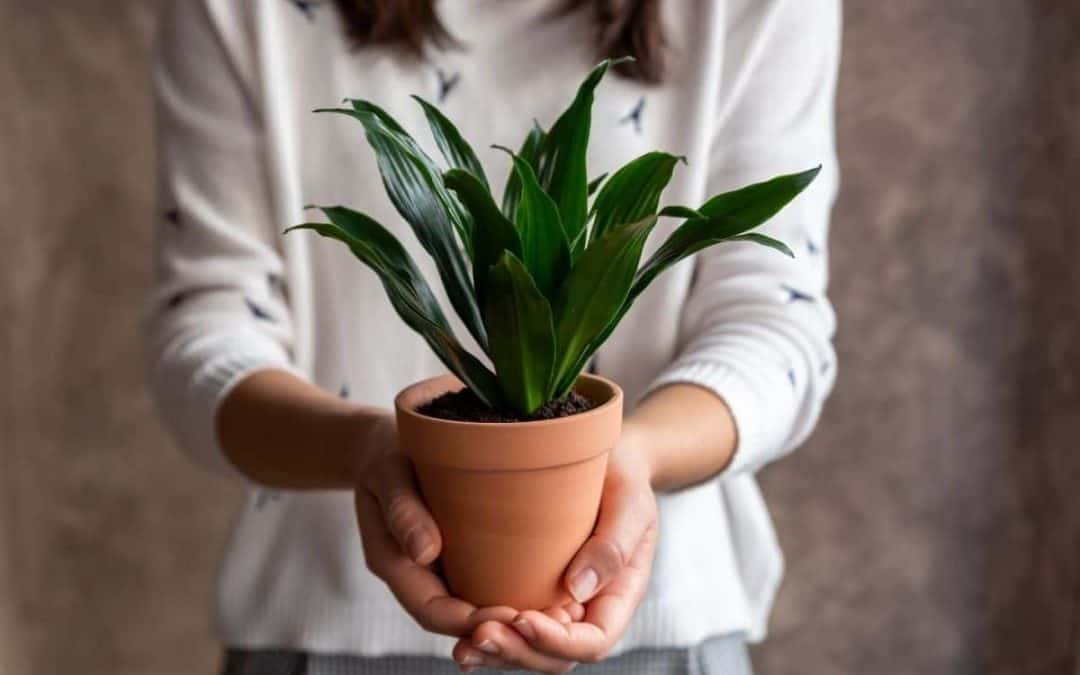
[418,389,595,423]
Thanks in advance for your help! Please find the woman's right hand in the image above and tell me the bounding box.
[351,413,517,637]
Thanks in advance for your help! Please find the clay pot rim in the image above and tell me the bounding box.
[395,373,624,471]
[395,373,622,429]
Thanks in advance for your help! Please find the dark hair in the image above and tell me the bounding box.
[332,0,666,83]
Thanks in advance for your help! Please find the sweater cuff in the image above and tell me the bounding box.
[642,360,789,476]
[165,333,305,483]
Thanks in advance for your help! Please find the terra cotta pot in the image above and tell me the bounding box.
[395,373,623,610]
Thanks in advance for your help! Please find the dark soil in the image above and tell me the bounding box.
[418,388,595,423]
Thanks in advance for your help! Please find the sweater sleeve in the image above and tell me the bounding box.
[145,1,300,480]
[645,0,841,476]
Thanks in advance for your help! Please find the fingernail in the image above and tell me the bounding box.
[513,618,537,641]
[406,529,432,562]
[475,639,499,655]
[460,651,483,666]
[570,567,599,602]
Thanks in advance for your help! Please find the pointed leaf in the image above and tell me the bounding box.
[443,168,522,317]
[658,205,705,219]
[484,253,556,415]
[634,166,820,297]
[587,173,609,197]
[501,122,546,219]
[727,233,795,257]
[494,146,572,300]
[284,211,502,407]
[590,152,684,243]
[315,107,487,349]
[411,95,490,190]
[551,215,658,395]
[553,168,817,390]
[343,98,412,137]
[536,59,620,258]
[344,101,479,247]
[698,166,822,222]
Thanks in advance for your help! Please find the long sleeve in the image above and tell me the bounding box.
[145,0,299,480]
[647,0,841,475]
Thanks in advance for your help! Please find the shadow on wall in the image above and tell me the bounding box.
[994,2,1080,672]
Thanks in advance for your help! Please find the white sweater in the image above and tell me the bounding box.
[148,0,839,658]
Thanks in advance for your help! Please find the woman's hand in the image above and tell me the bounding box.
[352,413,517,637]
[452,433,659,672]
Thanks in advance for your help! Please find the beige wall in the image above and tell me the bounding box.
[2,2,1078,674]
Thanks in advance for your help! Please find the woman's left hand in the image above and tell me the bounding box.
[452,435,658,673]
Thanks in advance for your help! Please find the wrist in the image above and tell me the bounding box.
[348,407,397,486]
[615,419,659,489]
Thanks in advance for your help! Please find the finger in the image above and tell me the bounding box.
[516,525,658,663]
[470,620,577,673]
[544,605,574,624]
[451,640,513,672]
[368,453,441,565]
[565,602,586,623]
[564,474,653,603]
[354,489,474,636]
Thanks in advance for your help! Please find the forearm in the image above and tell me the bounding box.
[216,369,388,489]
[623,383,738,493]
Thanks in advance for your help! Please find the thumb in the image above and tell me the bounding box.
[369,453,442,566]
[564,476,653,603]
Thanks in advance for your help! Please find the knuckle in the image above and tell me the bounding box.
[594,536,630,569]
[384,492,417,533]
[413,611,443,635]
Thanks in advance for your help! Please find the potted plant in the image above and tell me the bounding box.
[286,59,818,610]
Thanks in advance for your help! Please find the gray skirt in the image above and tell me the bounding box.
[222,634,753,675]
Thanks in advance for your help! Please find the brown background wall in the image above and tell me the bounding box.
[2,2,1078,674]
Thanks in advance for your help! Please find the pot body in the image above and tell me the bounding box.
[395,374,622,610]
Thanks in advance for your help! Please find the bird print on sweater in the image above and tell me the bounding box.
[436,68,461,103]
[620,97,646,134]
[245,297,274,321]
[781,284,815,303]
[165,208,181,228]
[167,292,187,309]
[288,0,319,20]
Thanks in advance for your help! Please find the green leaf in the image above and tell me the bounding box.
[536,60,618,259]
[634,166,820,296]
[285,209,502,408]
[501,122,546,220]
[551,215,658,396]
[348,99,478,258]
[342,98,412,137]
[484,252,557,415]
[315,106,488,350]
[658,205,705,219]
[587,173,608,196]
[726,233,795,258]
[443,168,522,318]
[555,168,816,393]
[411,95,490,190]
[494,146,572,301]
[698,166,822,222]
[589,152,684,243]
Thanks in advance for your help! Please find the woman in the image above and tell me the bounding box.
[148,0,839,672]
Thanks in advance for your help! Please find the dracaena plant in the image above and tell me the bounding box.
[287,59,819,416]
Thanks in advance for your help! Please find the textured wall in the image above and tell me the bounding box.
[753,2,1080,674]
[1,2,1078,675]
[0,3,240,674]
